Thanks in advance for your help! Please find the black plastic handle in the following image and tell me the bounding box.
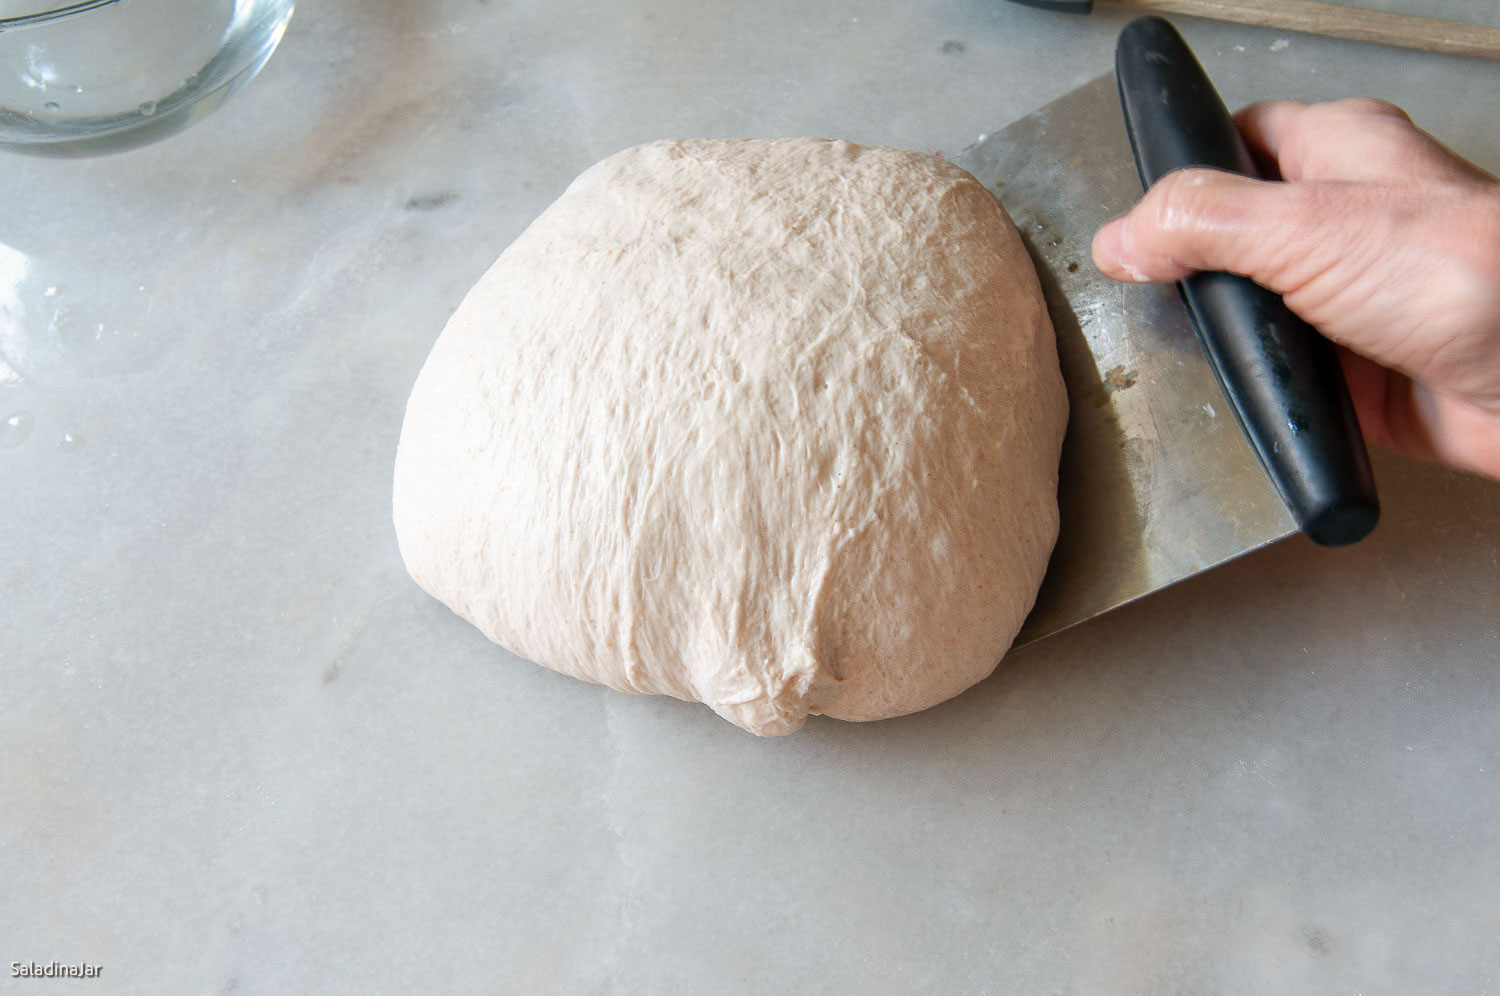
[1115,16,1378,546]
[1008,0,1094,11]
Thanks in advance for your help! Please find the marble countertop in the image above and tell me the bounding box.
[4,1,1499,992]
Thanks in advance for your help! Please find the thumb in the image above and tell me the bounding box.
[1090,167,1373,292]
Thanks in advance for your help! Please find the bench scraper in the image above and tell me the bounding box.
[964,18,1377,645]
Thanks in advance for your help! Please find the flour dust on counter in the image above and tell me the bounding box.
[392,137,1067,735]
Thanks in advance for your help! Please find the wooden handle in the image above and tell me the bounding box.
[1114,0,1500,59]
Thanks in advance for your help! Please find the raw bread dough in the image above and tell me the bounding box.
[393,138,1066,736]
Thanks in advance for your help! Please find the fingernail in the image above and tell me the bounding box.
[1091,218,1142,280]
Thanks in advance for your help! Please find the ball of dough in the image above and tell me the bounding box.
[393,138,1066,736]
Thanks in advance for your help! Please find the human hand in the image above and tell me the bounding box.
[1091,98,1500,481]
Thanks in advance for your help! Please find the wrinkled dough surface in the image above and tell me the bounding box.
[393,138,1067,736]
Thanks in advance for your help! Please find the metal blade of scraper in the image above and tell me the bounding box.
[952,73,1297,645]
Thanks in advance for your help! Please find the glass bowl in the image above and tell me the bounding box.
[0,0,295,156]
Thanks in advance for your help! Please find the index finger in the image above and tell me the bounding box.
[1233,98,1493,185]
[1232,100,1305,179]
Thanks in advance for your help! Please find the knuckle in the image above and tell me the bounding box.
[1334,97,1412,124]
[1146,168,1224,234]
